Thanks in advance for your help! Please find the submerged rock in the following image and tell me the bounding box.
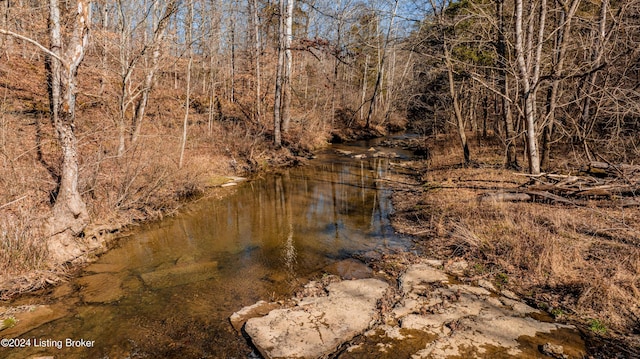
[77,273,125,303]
[322,258,373,279]
[140,261,218,289]
[244,278,389,359]
[336,149,353,156]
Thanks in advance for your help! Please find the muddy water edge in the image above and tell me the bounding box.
[1,136,416,358]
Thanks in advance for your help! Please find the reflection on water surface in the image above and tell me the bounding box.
[5,139,414,358]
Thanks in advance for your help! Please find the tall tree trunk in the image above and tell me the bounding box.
[365,0,398,129]
[496,0,518,169]
[330,0,342,128]
[360,54,369,121]
[179,0,193,169]
[116,1,130,157]
[541,0,580,168]
[281,0,293,133]
[252,0,261,122]
[46,0,91,261]
[273,0,285,147]
[445,46,470,164]
[207,0,221,135]
[385,46,397,120]
[578,0,607,161]
[98,2,108,95]
[514,0,546,174]
[230,2,236,103]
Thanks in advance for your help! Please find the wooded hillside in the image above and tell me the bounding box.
[1,0,639,289]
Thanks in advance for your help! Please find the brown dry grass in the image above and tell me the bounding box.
[390,133,640,343]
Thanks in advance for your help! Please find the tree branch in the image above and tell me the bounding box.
[0,28,67,66]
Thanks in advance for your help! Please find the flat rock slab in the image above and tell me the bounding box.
[386,260,585,358]
[400,263,449,295]
[140,261,218,289]
[244,278,389,359]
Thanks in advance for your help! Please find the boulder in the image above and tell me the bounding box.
[244,278,389,359]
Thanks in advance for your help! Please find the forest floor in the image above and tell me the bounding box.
[384,134,640,358]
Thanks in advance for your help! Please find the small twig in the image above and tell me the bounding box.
[0,195,28,210]
[595,153,633,185]
[513,172,548,178]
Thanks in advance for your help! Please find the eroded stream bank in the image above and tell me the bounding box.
[1,136,415,358]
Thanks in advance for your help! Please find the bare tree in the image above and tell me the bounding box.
[443,44,470,164]
[114,0,176,156]
[495,0,518,169]
[274,0,286,146]
[514,0,547,174]
[179,0,195,169]
[46,0,91,260]
[252,0,262,122]
[540,0,581,168]
[575,0,608,161]
[131,0,176,145]
[281,0,294,133]
[365,0,398,129]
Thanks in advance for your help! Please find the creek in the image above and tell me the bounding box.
[4,136,417,358]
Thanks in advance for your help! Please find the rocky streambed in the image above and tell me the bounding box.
[233,258,586,359]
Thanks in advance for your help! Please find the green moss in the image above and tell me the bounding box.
[1,317,17,331]
[551,308,565,319]
[473,263,486,274]
[495,272,509,287]
[589,319,607,335]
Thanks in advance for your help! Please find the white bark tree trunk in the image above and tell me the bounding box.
[281,0,294,133]
[514,0,546,174]
[46,0,91,261]
[179,0,194,169]
[365,0,398,129]
[253,0,261,122]
[273,0,285,147]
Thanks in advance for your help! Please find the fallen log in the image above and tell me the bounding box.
[524,190,578,205]
[528,184,578,194]
[479,192,532,203]
[619,198,640,207]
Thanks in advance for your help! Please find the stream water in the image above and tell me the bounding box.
[4,136,416,358]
